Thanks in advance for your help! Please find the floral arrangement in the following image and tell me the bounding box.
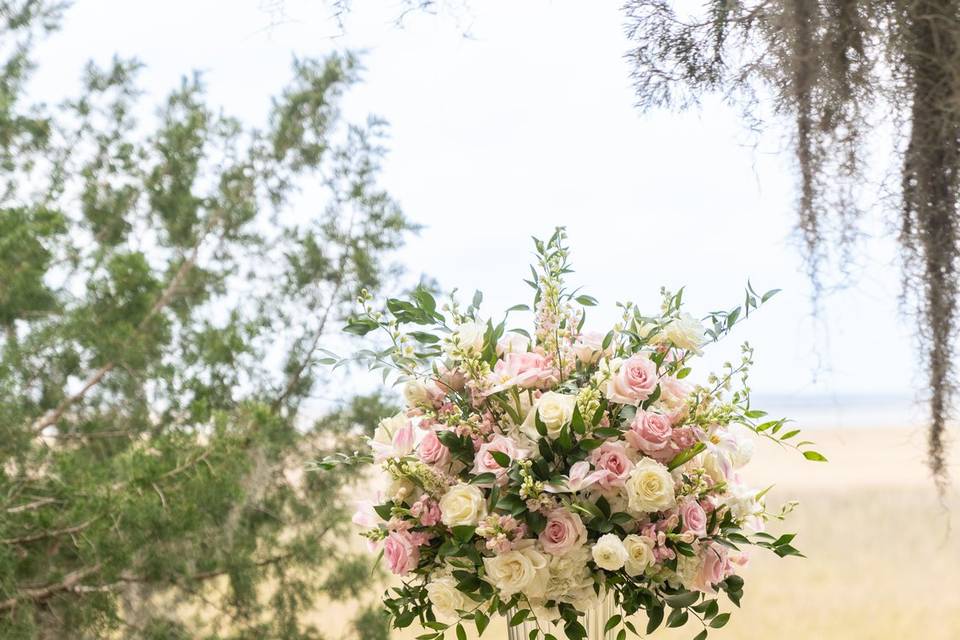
[321,229,824,640]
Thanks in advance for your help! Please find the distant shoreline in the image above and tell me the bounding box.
[751,393,931,429]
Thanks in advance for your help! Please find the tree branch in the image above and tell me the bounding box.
[158,449,211,481]
[5,497,60,514]
[189,552,293,581]
[272,249,351,410]
[29,221,218,436]
[1,553,296,613]
[0,518,96,546]
[70,553,294,596]
[0,564,102,612]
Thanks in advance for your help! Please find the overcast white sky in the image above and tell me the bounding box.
[27,1,925,426]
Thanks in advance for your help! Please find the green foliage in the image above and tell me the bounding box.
[351,605,391,640]
[0,2,412,638]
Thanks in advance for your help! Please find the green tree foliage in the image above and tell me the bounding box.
[0,1,413,637]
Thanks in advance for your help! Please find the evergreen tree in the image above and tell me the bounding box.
[0,1,412,638]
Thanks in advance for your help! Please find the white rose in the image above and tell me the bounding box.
[497,332,530,355]
[654,313,704,351]
[483,543,549,597]
[591,533,628,571]
[448,320,486,355]
[625,458,676,513]
[439,483,487,527]
[521,392,577,440]
[425,575,470,622]
[623,535,654,577]
[403,380,431,407]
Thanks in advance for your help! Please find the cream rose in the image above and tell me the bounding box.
[623,534,655,577]
[448,320,486,355]
[521,391,577,440]
[403,380,431,407]
[425,575,470,622]
[655,313,705,351]
[591,533,628,571]
[483,543,549,597]
[625,458,676,513]
[439,483,487,527]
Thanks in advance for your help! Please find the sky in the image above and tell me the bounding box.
[26,0,925,426]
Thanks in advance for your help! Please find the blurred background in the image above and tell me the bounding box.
[2,1,958,638]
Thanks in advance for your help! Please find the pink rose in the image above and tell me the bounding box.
[694,543,732,593]
[410,495,442,526]
[645,425,700,464]
[419,430,451,467]
[679,499,708,537]
[538,508,587,555]
[384,531,420,575]
[486,351,557,394]
[472,434,523,482]
[605,355,658,405]
[625,410,673,453]
[589,441,635,489]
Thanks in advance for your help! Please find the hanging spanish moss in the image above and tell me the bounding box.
[623,0,960,492]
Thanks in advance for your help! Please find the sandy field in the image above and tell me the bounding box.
[320,427,960,640]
